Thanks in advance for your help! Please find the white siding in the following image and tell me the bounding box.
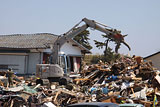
[145,53,160,70]
[60,42,81,56]
[0,55,26,74]
[28,53,42,74]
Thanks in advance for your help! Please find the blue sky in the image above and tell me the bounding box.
[0,0,159,57]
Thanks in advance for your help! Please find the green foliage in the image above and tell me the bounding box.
[94,40,105,49]
[73,29,92,50]
[90,55,101,64]
[93,32,121,63]
[83,54,93,64]
[102,47,120,63]
[87,48,120,64]
[94,30,126,54]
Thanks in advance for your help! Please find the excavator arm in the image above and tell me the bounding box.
[51,18,131,64]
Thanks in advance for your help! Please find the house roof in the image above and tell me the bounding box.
[144,51,160,59]
[0,33,90,53]
[0,33,57,49]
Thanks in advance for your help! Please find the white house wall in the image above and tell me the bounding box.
[60,42,82,56]
[28,53,42,74]
[28,41,82,74]
[0,54,26,74]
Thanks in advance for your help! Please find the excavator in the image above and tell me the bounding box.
[36,18,131,84]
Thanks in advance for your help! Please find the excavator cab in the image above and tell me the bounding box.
[58,53,68,74]
[36,52,70,84]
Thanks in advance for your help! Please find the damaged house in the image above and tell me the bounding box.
[0,33,90,75]
[144,51,160,70]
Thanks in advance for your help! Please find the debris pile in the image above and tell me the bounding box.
[77,56,160,106]
[0,55,159,107]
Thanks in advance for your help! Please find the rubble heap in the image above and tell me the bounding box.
[0,55,159,107]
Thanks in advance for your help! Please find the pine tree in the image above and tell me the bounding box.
[73,29,92,50]
[94,34,120,63]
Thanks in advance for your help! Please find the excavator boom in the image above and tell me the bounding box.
[52,18,131,64]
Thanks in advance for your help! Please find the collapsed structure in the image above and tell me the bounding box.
[0,55,159,107]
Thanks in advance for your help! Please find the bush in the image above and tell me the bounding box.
[84,53,120,64]
[91,55,102,64]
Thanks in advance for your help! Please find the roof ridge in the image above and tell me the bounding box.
[0,33,57,37]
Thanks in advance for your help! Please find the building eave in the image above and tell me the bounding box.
[143,51,160,59]
[71,39,91,54]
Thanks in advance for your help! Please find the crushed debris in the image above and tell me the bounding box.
[0,55,159,107]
